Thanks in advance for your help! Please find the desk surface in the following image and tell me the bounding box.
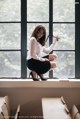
[42,98,71,119]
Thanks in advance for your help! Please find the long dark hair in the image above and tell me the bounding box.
[31,25,46,46]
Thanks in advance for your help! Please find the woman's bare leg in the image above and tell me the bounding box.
[49,54,57,70]
[32,71,37,78]
[49,54,57,61]
[50,61,57,69]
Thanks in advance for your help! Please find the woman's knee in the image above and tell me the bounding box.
[50,62,57,68]
[49,54,57,61]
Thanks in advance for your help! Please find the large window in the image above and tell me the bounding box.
[0,0,80,79]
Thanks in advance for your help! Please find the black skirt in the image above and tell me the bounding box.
[27,56,51,74]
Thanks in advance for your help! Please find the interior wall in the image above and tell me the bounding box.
[0,87,80,117]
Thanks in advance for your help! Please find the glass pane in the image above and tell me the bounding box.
[0,0,20,21]
[27,23,49,78]
[27,0,49,21]
[0,24,21,49]
[53,0,75,22]
[53,24,75,50]
[53,51,75,79]
[0,52,21,77]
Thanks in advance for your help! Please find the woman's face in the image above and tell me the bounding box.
[37,29,44,39]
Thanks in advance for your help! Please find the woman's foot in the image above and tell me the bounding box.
[38,74,47,81]
[29,72,39,81]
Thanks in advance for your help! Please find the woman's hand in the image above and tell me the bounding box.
[41,58,49,61]
[44,58,49,61]
[53,35,60,41]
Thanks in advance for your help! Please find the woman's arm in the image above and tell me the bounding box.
[43,37,58,54]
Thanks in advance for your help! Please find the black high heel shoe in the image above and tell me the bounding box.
[38,74,47,81]
[29,72,39,81]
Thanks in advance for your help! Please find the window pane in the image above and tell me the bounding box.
[53,24,75,50]
[27,0,49,21]
[53,51,75,79]
[0,52,21,77]
[0,0,20,21]
[0,24,21,49]
[53,0,75,22]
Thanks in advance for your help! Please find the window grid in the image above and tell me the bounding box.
[0,0,80,79]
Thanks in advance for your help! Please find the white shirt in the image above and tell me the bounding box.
[27,37,56,61]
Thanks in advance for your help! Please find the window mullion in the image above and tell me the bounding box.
[21,0,27,78]
[75,0,80,79]
[49,0,53,78]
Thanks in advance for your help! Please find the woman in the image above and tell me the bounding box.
[27,25,59,81]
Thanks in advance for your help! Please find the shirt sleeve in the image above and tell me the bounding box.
[30,38,45,61]
[43,37,57,54]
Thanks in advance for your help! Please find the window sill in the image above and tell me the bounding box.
[0,79,80,88]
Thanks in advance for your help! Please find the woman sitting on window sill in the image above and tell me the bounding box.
[27,25,59,81]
